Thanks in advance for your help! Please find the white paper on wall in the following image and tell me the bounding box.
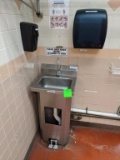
[48,0,69,5]
[54,0,64,4]
[46,47,67,56]
[49,0,69,29]
[49,8,69,29]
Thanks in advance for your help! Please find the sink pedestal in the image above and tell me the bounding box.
[39,90,71,146]
[30,63,78,147]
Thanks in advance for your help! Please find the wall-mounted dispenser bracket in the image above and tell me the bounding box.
[19,0,43,18]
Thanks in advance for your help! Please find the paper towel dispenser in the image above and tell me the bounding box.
[73,9,108,49]
[20,22,39,52]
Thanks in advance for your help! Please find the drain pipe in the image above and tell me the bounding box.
[20,0,36,12]
[36,0,42,17]
[36,0,40,14]
[71,108,120,120]
[53,108,61,125]
[20,0,43,17]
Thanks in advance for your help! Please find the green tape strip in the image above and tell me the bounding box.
[63,89,73,98]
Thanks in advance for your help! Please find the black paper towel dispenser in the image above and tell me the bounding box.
[73,9,108,49]
[20,22,39,52]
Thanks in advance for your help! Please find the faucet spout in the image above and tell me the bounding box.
[56,57,61,76]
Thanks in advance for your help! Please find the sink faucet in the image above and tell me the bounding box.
[56,57,61,76]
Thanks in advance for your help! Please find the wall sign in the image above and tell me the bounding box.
[49,8,69,29]
[48,0,69,29]
[46,47,67,56]
[49,0,69,5]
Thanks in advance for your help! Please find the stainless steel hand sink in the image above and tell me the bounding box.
[30,63,78,92]
[37,76,72,90]
[30,63,78,146]
[30,75,75,92]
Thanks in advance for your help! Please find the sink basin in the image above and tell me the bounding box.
[37,76,72,90]
[30,64,77,92]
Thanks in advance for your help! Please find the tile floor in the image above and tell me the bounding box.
[28,126,120,160]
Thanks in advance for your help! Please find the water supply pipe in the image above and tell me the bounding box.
[71,108,120,120]
[36,0,40,16]
[20,0,36,12]
[53,108,61,125]
[19,0,42,17]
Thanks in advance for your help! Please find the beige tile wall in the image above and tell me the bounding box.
[0,1,120,159]
[35,0,120,126]
[0,55,38,160]
[0,1,38,160]
[36,0,120,49]
[37,47,120,126]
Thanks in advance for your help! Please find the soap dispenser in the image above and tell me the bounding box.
[20,22,39,52]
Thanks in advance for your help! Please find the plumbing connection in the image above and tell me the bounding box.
[53,108,61,125]
[71,108,120,120]
[19,0,43,17]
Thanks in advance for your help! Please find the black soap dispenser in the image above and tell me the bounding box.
[20,22,39,52]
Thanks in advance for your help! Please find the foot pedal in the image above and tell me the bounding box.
[53,144,58,149]
[48,139,58,149]
[48,144,53,149]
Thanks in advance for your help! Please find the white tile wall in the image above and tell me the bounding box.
[0,33,5,49]
[0,49,8,66]
[0,1,38,160]
[0,0,35,67]
[6,15,17,30]
[0,15,8,31]
[36,0,120,49]
[2,31,14,47]
[6,45,20,61]
[0,1,6,14]
[0,0,120,159]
